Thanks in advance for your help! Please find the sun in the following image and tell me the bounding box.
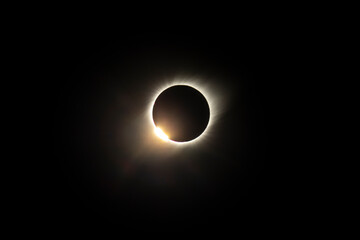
[154,127,169,141]
[148,77,226,146]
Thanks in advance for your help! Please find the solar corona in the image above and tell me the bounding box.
[148,78,221,146]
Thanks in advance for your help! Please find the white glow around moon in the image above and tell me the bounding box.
[115,76,228,162]
[148,77,226,146]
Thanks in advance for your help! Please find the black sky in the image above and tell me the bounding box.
[18,19,314,233]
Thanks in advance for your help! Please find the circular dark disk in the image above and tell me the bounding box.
[152,85,210,142]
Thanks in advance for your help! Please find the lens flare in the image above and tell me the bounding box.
[154,127,169,141]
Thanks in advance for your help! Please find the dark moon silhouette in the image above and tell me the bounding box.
[152,85,210,142]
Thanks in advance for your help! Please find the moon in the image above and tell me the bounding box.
[152,85,210,142]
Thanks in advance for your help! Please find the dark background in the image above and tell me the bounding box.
[18,18,315,233]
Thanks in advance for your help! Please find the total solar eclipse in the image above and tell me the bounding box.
[152,85,210,142]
